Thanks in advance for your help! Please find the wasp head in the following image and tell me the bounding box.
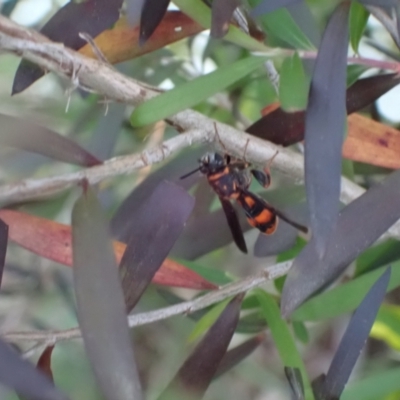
[199,152,227,174]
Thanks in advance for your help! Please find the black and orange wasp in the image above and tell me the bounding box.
[181,152,308,253]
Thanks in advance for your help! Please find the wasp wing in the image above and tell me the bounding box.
[241,189,309,234]
[219,197,248,253]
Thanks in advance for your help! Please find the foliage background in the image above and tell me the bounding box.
[1,0,400,399]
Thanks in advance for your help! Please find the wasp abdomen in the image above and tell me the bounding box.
[237,193,278,235]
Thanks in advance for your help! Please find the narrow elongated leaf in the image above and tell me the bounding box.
[111,147,204,241]
[251,0,300,18]
[0,209,215,289]
[130,56,266,127]
[188,299,231,343]
[158,295,243,399]
[72,185,143,400]
[304,2,350,257]
[173,0,269,51]
[0,339,67,400]
[359,0,398,6]
[119,181,195,311]
[0,219,8,288]
[211,0,240,38]
[344,113,400,169]
[253,6,315,50]
[342,367,400,400]
[316,268,391,400]
[79,13,204,65]
[255,289,314,400]
[349,2,369,53]
[139,0,170,45]
[356,239,400,276]
[12,0,122,94]
[0,114,101,166]
[293,261,400,322]
[247,73,400,146]
[282,169,400,317]
[279,52,308,112]
[285,367,305,400]
[37,346,55,382]
[214,334,264,378]
[366,5,400,48]
[371,303,400,349]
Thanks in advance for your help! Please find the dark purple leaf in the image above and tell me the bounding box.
[366,6,400,48]
[346,73,400,114]
[247,73,400,146]
[0,339,67,400]
[120,181,195,312]
[214,334,264,378]
[72,185,143,400]
[315,268,391,400]
[359,0,398,6]
[111,147,204,242]
[12,0,122,94]
[211,0,240,38]
[287,1,321,47]
[0,114,101,166]
[251,0,301,18]
[158,295,243,399]
[127,0,145,27]
[281,169,400,317]
[304,2,350,257]
[139,0,170,45]
[285,367,305,400]
[36,346,55,382]
[0,219,8,288]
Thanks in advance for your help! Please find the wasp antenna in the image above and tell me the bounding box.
[180,167,201,180]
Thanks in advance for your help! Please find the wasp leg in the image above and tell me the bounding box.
[219,197,248,253]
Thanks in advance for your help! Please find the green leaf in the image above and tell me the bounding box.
[292,321,309,344]
[250,4,315,50]
[349,1,369,54]
[187,298,231,343]
[346,64,369,87]
[356,239,400,277]
[172,0,269,52]
[279,52,309,112]
[130,56,266,127]
[341,368,400,400]
[255,289,314,400]
[292,261,400,322]
[173,258,233,286]
[274,237,307,293]
[371,303,400,350]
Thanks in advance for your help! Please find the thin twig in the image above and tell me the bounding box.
[0,129,209,204]
[2,261,292,343]
[1,15,400,240]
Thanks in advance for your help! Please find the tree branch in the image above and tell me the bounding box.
[0,13,399,244]
[2,261,292,344]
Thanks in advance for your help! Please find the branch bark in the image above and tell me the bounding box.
[2,261,292,343]
[0,15,399,239]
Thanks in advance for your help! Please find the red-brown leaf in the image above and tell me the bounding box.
[0,209,216,290]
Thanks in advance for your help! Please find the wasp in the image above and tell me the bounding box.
[181,152,308,253]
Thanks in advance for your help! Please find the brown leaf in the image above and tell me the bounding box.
[344,113,400,169]
[36,346,55,382]
[79,12,204,64]
[0,209,216,290]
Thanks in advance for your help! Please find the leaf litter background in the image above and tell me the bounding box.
[2,0,400,399]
